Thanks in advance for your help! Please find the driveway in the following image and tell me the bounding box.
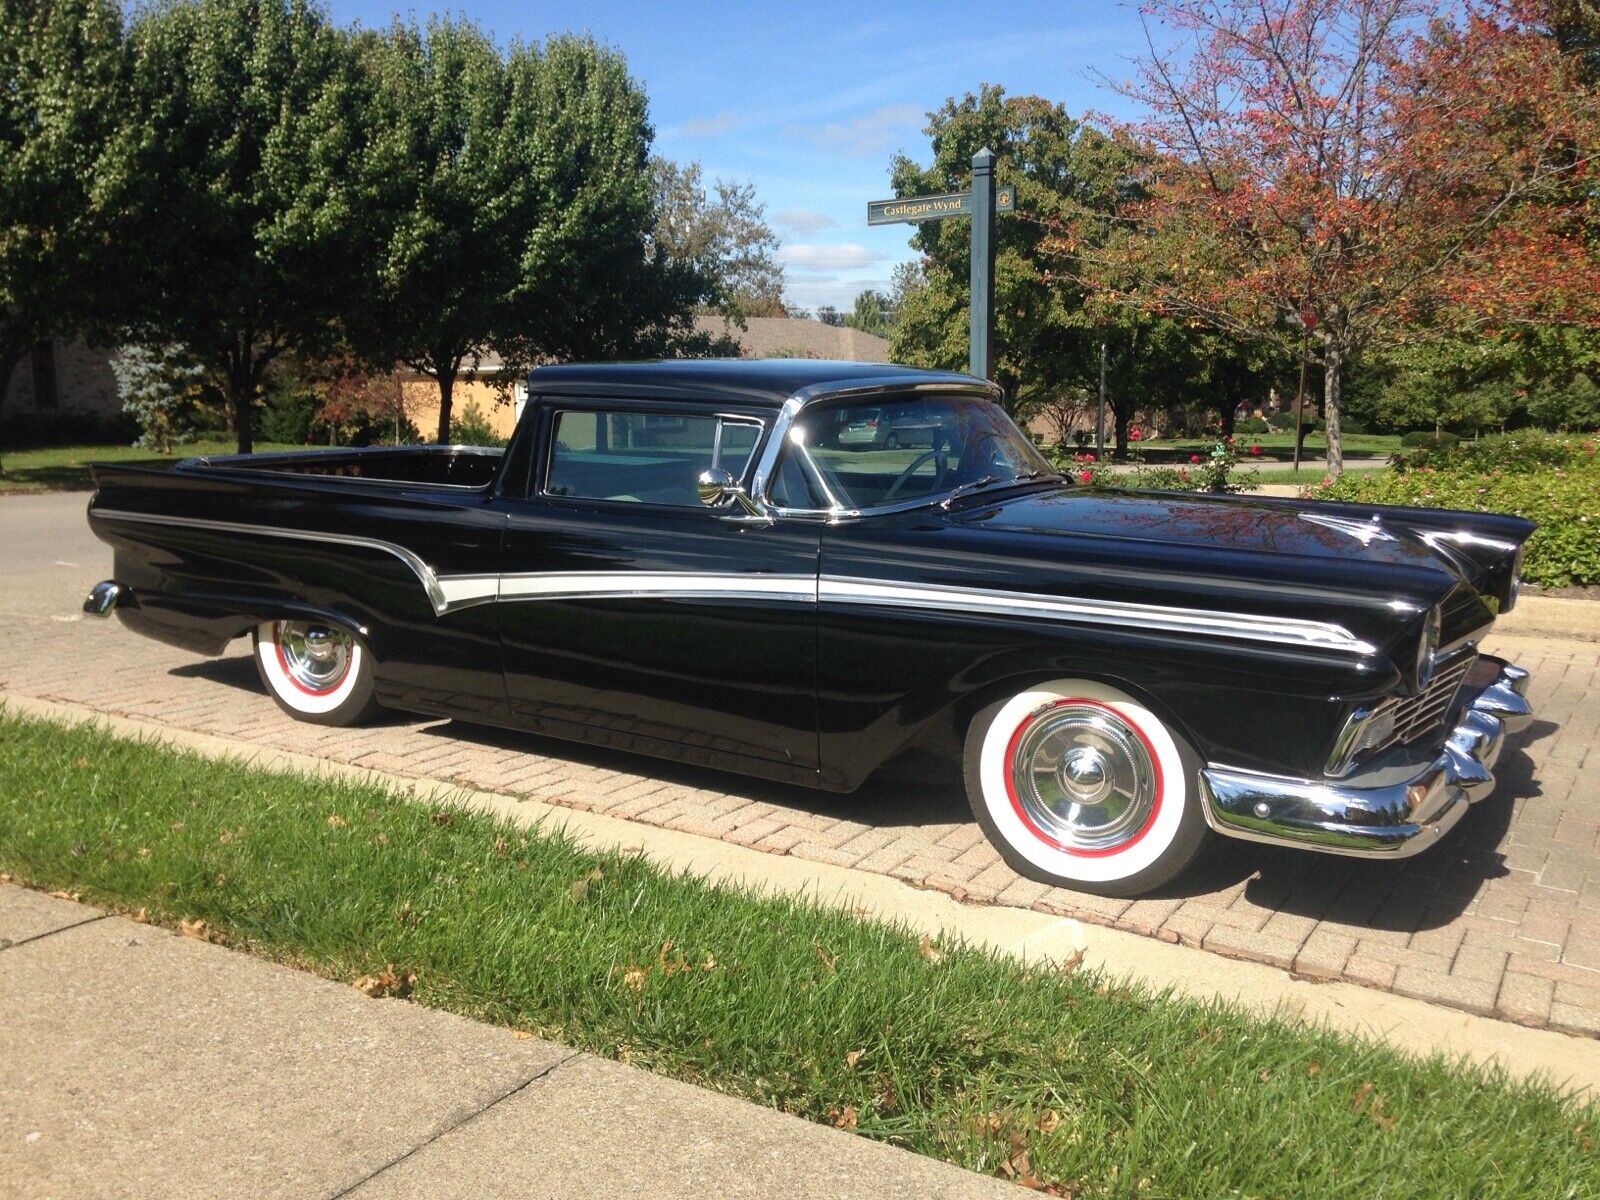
[3,491,1598,1034]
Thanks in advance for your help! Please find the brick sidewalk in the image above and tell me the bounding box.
[3,613,1597,1035]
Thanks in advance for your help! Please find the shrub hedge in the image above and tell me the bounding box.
[1314,433,1600,587]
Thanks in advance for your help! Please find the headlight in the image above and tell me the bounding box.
[1415,605,1442,688]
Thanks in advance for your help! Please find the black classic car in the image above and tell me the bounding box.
[84,360,1536,896]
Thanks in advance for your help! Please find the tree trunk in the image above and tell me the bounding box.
[1323,342,1344,478]
[0,345,24,476]
[228,367,256,455]
[435,367,456,444]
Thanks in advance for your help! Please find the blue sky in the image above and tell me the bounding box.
[327,1,1151,312]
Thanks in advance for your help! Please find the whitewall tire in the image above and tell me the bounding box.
[252,620,381,725]
[963,679,1210,897]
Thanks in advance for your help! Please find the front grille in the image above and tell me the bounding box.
[1371,652,1477,756]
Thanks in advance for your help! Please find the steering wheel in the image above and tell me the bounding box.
[882,447,949,501]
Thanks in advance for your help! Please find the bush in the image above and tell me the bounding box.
[1266,412,1295,432]
[1341,418,1367,435]
[1315,434,1600,586]
[257,383,318,445]
[1400,430,1460,449]
[1236,416,1270,434]
[451,401,505,447]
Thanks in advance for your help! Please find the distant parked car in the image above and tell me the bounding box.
[84,359,1535,896]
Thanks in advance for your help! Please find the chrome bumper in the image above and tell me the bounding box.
[1200,657,1533,859]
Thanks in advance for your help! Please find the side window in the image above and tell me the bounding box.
[545,409,762,506]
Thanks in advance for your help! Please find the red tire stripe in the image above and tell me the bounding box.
[1001,697,1164,858]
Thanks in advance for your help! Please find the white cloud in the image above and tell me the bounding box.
[785,102,923,158]
[678,111,739,137]
[774,208,838,236]
[777,243,886,271]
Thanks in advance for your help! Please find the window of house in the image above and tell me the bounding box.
[545,409,764,506]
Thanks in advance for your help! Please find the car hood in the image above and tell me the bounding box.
[959,485,1449,571]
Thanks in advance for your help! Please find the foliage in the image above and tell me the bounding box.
[1070,0,1600,476]
[651,158,785,320]
[843,289,894,338]
[0,0,132,469]
[3,712,1597,1199]
[1047,436,1247,493]
[124,0,373,454]
[450,400,503,447]
[112,344,219,452]
[1316,434,1600,585]
[1399,430,1463,449]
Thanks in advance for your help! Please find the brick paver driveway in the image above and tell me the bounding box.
[3,493,1598,1035]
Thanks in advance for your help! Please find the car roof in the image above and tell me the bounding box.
[526,358,999,408]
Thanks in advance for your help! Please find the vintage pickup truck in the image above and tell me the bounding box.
[84,359,1536,896]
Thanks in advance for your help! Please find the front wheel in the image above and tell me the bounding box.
[963,679,1210,897]
[252,620,382,726]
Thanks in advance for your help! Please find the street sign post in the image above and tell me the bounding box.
[867,149,1010,380]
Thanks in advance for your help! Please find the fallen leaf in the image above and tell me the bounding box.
[568,867,604,903]
[48,889,80,902]
[1058,948,1086,975]
[372,833,389,847]
[493,836,510,858]
[512,1030,536,1040]
[353,966,416,999]
[136,847,151,858]
[0,872,11,882]
[812,941,839,973]
[131,908,149,924]
[1307,1060,1322,1076]
[657,940,689,976]
[1038,1108,1061,1134]
[828,1104,858,1130]
[997,1132,1032,1180]
[621,965,648,992]
[700,955,717,971]
[975,1111,1005,1137]
[177,918,223,944]
[917,934,944,965]
[428,810,454,825]
[844,1048,865,1068]
[74,756,91,769]
[325,814,347,829]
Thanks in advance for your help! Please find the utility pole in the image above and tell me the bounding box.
[968,148,997,380]
[1096,340,1107,460]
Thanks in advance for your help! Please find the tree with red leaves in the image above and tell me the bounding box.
[1063,0,1600,474]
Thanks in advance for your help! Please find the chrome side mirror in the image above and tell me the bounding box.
[696,468,767,518]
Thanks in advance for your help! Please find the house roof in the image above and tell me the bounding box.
[526,358,991,409]
[693,315,892,362]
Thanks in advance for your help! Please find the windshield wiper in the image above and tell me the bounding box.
[939,469,1060,509]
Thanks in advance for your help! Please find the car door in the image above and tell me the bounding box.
[491,398,821,786]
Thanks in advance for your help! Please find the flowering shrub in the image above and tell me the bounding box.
[1314,435,1600,587]
[1047,439,1243,493]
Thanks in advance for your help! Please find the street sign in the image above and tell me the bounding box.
[866,185,1015,226]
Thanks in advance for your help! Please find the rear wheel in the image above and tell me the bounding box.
[963,679,1210,897]
[252,620,381,725]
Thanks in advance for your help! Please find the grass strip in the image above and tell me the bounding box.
[0,441,301,492]
[1,710,1594,1198]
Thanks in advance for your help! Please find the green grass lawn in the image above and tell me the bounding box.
[0,440,298,493]
[1138,431,1401,459]
[1,709,1593,1198]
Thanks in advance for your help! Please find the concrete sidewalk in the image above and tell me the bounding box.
[0,885,1010,1200]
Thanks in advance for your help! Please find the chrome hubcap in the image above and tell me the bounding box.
[1009,703,1158,851]
[275,621,352,693]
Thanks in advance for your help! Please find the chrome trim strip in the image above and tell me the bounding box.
[817,575,1376,654]
[92,508,457,616]
[495,571,816,604]
[92,509,1374,652]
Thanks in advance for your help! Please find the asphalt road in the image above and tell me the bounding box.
[0,492,107,623]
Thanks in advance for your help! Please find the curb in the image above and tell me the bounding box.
[4,688,1598,1095]
[1496,595,1600,642]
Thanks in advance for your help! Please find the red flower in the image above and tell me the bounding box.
[1250,444,1262,456]
[1129,426,1143,441]
[1189,453,1201,464]
[1078,469,1094,483]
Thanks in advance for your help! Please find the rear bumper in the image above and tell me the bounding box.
[1200,656,1533,859]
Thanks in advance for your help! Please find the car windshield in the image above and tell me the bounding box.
[771,393,1055,511]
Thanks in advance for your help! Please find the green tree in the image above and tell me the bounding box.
[492,36,718,372]
[651,159,785,320]
[125,0,372,454]
[0,0,130,468]
[349,17,512,442]
[843,289,893,337]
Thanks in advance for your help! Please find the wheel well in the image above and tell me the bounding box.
[953,671,1204,763]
